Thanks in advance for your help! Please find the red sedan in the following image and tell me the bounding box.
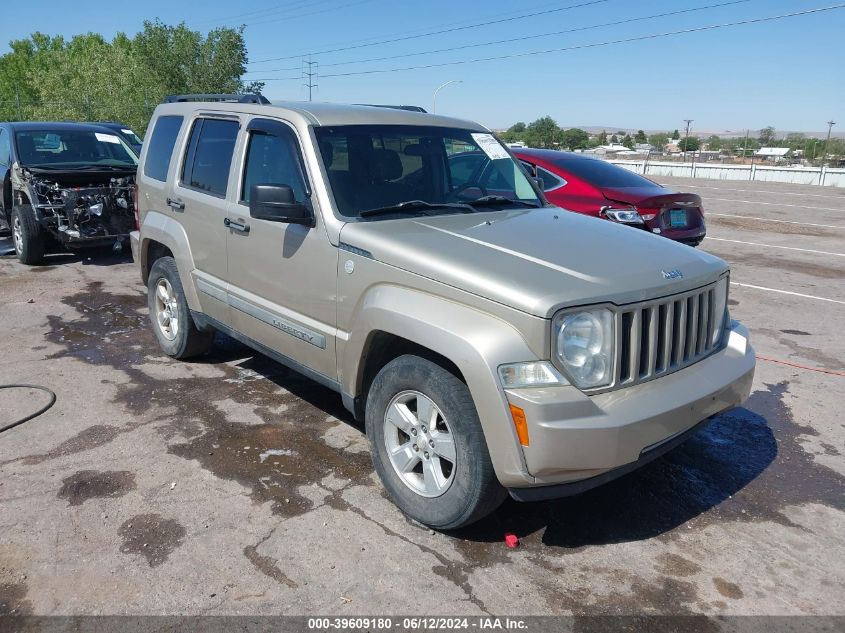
[513,148,706,246]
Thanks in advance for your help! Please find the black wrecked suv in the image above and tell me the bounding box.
[0,121,137,265]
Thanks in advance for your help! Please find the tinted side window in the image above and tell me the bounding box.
[182,118,239,197]
[242,128,306,203]
[538,167,566,191]
[143,115,183,181]
[0,129,9,165]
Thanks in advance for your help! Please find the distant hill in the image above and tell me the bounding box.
[565,125,844,139]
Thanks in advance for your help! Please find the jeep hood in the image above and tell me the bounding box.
[339,207,728,318]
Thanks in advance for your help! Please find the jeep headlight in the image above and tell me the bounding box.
[711,276,729,347]
[553,308,614,389]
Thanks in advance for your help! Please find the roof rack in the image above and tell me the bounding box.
[356,104,428,113]
[162,94,271,105]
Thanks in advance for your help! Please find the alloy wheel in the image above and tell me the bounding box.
[383,390,457,498]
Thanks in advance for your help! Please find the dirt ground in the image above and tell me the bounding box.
[0,178,843,617]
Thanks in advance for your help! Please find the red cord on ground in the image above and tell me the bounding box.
[757,354,845,377]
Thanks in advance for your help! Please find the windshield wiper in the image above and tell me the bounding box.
[464,195,540,209]
[359,200,474,218]
[26,164,134,172]
[66,165,134,171]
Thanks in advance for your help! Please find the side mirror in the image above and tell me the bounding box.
[249,184,314,227]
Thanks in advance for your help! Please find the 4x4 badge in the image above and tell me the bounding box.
[661,269,683,280]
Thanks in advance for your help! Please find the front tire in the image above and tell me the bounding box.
[366,355,506,529]
[147,256,214,359]
[11,205,45,265]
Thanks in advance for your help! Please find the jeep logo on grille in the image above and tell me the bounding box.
[661,269,684,280]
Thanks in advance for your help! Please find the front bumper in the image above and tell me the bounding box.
[645,211,706,244]
[129,230,141,264]
[505,320,755,495]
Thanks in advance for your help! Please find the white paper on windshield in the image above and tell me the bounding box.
[471,133,510,160]
[121,129,133,135]
[95,133,121,144]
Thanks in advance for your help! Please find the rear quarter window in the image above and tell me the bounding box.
[181,118,240,197]
[143,115,184,182]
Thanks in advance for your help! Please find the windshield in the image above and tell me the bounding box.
[314,125,540,218]
[15,129,138,168]
[549,155,659,189]
[117,127,143,146]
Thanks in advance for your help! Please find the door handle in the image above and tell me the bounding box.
[224,218,250,234]
[166,197,185,211]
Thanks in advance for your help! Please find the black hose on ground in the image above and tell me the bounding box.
[0,384,57,434]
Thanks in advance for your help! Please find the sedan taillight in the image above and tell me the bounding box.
[600,206,644,224]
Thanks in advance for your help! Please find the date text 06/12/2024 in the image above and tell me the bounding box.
[307,617,528,630]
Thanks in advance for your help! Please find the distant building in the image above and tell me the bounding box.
[584,143,630,156]
[755,147,792,161]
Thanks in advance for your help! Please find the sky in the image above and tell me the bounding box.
[2,0,844,134]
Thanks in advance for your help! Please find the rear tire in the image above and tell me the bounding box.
[366,355,506,529]
[12,205,45,265]
[147,256,214,359]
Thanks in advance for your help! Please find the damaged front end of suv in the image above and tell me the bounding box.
[14,167,135,247]
[2,122,139,265]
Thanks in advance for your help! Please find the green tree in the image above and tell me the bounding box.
[671,129,680,140]
[0,33,65,121]
[706,135,722,151]
[634,129,647,144]
[610,134,619,144]
[501,121,526,143]
[0,20,262,133]
[758,126,777,146]
[784,132,806,150]
[597,130,608,145]
[648,133,669,150]
[560,127,589,150]
[621,133,634,149]
[727,136,760,155]
[523,116,560,149]
[678,137,700,152]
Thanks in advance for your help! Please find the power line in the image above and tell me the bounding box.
[248,0,612,64]
[259,0,573,64]
[239,0,375,28]
[190,0,335,27]
[245,0,754,75]
[249,4,845,81]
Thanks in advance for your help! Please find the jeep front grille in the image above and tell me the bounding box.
[614,281,723,388]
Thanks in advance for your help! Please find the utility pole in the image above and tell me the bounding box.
[743,129,750,161]
[302,58,318,102]
[682,119,693,163]
[821,120,836,167]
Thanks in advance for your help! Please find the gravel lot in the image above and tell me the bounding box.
[0,177,843,618]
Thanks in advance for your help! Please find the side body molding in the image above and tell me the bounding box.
[341,285,539,486]
[139,211,202,311]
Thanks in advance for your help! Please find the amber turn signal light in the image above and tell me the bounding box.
[509,403,529,446]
